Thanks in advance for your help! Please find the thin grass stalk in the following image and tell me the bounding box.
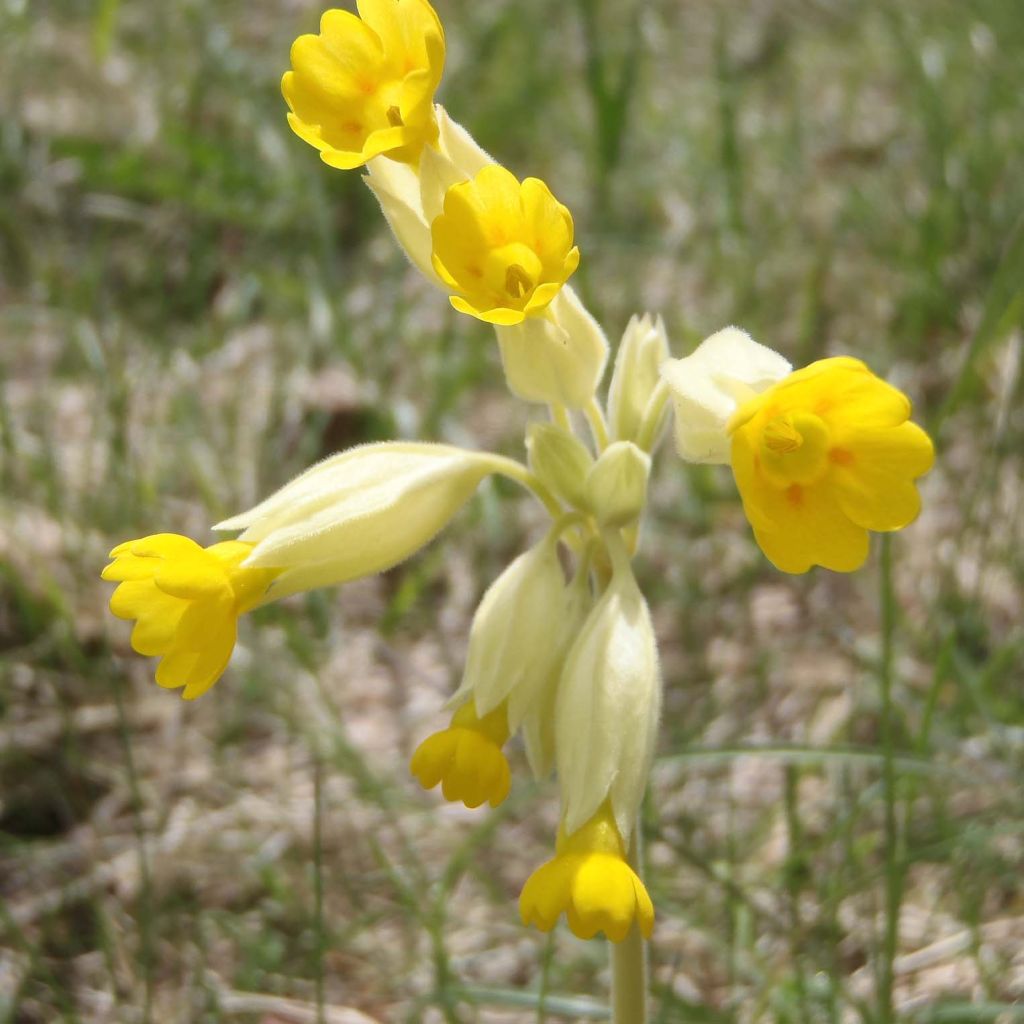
[878,535,905,1024]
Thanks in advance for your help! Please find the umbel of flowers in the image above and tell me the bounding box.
[102,0,934,1008]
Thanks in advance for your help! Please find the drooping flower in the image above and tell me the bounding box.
[102,535,279,699]
[283,0,445,170]
[519,802,654,943]
[430,164,580,326]
[728,356,934,573]
[661,330,935,573]
[410,700,511,809]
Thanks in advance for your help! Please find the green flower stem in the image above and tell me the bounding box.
[611,822,648,1024]
[635,379,670,453]
[484,454,565,522]
[585,397,611,452]
[550,402,574,435]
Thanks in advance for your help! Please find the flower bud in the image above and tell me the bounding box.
[449,532,569,734]
[495,287,609,409]
[526,422,594,510]
[556,540,661,841]
[215,442,496,597]
[660,326,791,464]
[607,314,670,444]
[585,442,650,528]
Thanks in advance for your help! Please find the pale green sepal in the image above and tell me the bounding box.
[216,443,497,596]
[495,287,609,410]
[607,313,670,444]
[449,532,570,733]
[660,326,791,464]
[420,106,494,224]
[520,555,592,780]
[363,157,438,284]
[585,441,650,528]
[556,538,661,842]
[526,422,594,511]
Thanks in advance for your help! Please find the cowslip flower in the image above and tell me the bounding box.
[410,700,511,809]
[102,535,279,699]
[519,802,654,943]
[430,164,580,326]
[411,527,586,807]
[283,0,445,170]
[661,330,935,573]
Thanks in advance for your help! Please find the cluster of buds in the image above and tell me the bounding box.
[103,0,934,945]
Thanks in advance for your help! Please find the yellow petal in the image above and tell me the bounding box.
[751,483,869,574]
[831,421,934,531]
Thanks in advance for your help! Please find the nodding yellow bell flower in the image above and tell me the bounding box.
[728,357,934,573]
[519,802,654,943]
[283,0,445,170]
[430,164,580,326]
[410,701,511,809]
[102,535,279,700]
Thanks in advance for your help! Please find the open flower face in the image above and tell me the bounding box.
[729,357,934,573]
[283,0,445,170]
[431,165,580,326]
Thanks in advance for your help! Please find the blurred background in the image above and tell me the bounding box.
[2,0,1023,1020]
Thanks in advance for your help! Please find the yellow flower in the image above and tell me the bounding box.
[430,165,580,326]
[102,534,279,699]
[410,701,511,809]
[728,357,934,573]
[519,803,654,943]
[282,0,445,170]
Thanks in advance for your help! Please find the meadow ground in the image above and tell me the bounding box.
[1,0,1023,1021]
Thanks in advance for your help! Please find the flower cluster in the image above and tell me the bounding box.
[102,0,934,948]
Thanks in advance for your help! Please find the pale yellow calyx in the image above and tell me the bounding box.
[102,534,280,699]
[519,803,654,943]
[282,0,445,170]
[430,165,580,325]
[728,356,935,574]
[409,701,511,809]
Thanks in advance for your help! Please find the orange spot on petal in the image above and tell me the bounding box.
[829,448,855,466]
[786,484,803,507]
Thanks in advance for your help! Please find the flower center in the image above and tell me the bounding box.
[484,243,543,307]
[505,263,533,299]
[759,412,830,486]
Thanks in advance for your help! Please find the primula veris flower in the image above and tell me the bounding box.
[102,535,278,699]
[215,443,497,598]
[430,164,580,326]
[729,356,934,573]
[283,0,444,170]
[410,701,511,809]
[519,802,654,943]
